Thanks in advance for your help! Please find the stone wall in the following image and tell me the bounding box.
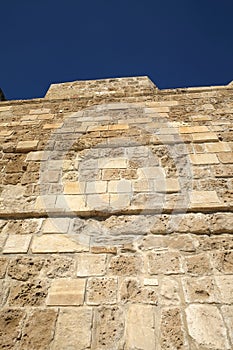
[0,76,232,349]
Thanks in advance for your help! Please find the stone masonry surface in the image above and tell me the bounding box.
[0,76,233,349]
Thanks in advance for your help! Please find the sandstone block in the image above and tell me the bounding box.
[184,253,212,275]
[218,152,233,163]
[47,278,86,306]
[20,309,57,350]
[42,217,70,233]
[190,153,219,164]
[215,275,233,304]
[16,140,39,152]
[205,142,231,153]
[185,304,230,349]
[92,306,124,349]
[29,108,50,114]
[99,157,128,169]
[125,304,156,350]
[211,250,233,273]
[51,308,92,350]
[86,277,117,305]
[31,234,88,253]
[3,235,31,254]
[120,277,158,305]
[182,276,220,303]
[0,309,25,349]
[160,277,181,306]
[160,307,187,349]
[148,251,183,275]
[86,180,107,193]
[192,132,219,142]
[0,257,8,278]
[77,254,107,276]
[109,254,142,275]
[8,280,48,306]
[221,306,233,344]
[179,126,209,133]
[108,179,131,193]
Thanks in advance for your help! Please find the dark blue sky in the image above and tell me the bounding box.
[1,0,233,100]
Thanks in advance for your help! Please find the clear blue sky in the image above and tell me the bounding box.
[1,0,233,100]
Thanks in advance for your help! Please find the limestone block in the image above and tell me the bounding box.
[3,235,31,254]
[211,250,233,273]
[63,181,86,194]
[7,256,43,281]
[205,142,231,152]
[148,251,183,275]
[215,276,233,304]
[210,209,233,235]
[109,254,142,275]
[109,193,130,209]
[56,194,87,212]
[192,132,219,142]
[120,277,158,305]
[42,217,70,233]
[182,276,220,303]
[29,108,50,114]
[77,254,107,276]
[190,153,219,164]
[108,179,132,193]
[160,307,188,349]
[51,308,92,350]
[86,277,117,305]
[92,306,124,349]
[144,106,170,113]
[16,140,39,152]
[0,309,25,349]
[184,253,212,275]
[160,277,181,306]
[8,280,48,306]
[185,304,230,349]
[20,309,57,350]
[221,306,233,344]
[98,157,128,169]
[31,234,88,253]
[43,123,63,129]
[125,304,157,350]
[47,278,86,306]
[189,190,221,208]
[0,257,8,278]
[218,152,233,163]
[86,180,107,194]
[179,126,209,133]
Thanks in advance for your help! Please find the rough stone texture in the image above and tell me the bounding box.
[52,308,92,350]
[20,309,57,350]
[185,304,230,349]
[0,76,233,349]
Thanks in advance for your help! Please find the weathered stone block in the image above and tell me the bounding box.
[51,308,92,350]
[20,309,57,350]
[185,304,230,349]
[0,309,25,349]
[91,306,125,349]
[109,254,142,275]
[182,276,220,303]
[148,251,183,275]
[86,277,117,305]
[160,307,188,349]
